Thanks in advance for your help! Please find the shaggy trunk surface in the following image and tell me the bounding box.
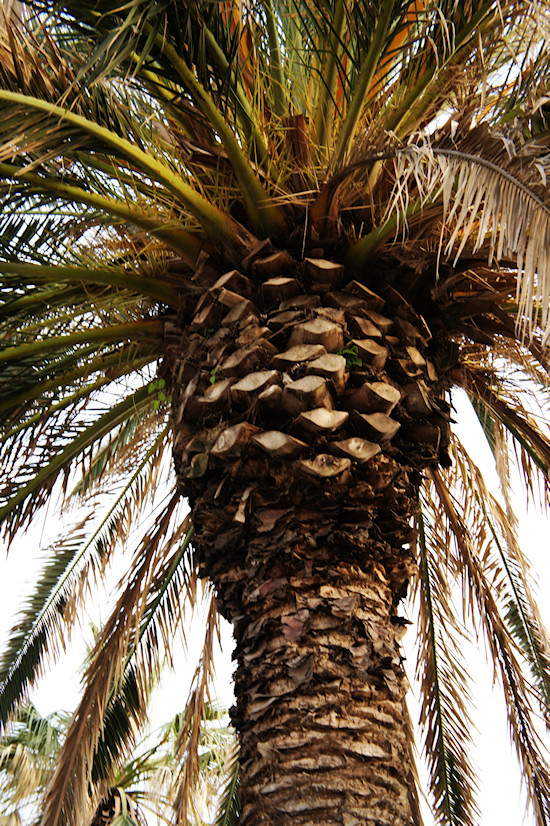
[192,478,421,824]
[164,248,455,823]
[233,558,418,825]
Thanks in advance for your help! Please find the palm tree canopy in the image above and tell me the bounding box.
[0,701,237,825]
[0,0,550,823]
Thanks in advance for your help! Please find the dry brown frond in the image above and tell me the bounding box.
[40,494,186,826]
[387,141,550,345]
[429,437,550,824]
[172,590,221,825]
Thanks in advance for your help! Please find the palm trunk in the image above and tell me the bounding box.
[89,789,142,825]
[234,558,417,825]
[192,473,421,824]
[165,251,455,823]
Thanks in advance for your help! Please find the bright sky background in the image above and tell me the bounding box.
[1,389,549,825]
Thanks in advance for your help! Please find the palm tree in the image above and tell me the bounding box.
[0,704,69,825]
[0,702,237,825]
[0,0,550,822]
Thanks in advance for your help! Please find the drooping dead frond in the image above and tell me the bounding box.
[430,437,550,826]
[40,494,188,826]
[69,410,170,502]
[172,589,221,825]
[90,520,197,796]
[414,497,479,825]
[387,142,550,344]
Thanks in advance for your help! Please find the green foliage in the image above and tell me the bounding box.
[337,344,362,370]
[147,377,171,410]
[0,1,550,825]
[0,700,237,826]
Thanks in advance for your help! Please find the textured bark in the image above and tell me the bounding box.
[192,480,421,824]
[164,251,457,823]
[234,562,416,825]
[234,561,416,825]
[185,422,423,822]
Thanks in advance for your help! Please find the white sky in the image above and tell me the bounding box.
[1,389,549,825]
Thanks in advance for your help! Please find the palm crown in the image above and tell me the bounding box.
[1,0,550,824]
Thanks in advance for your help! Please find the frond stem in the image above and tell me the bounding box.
[151,31,285,238]
[0,320,163,365]
[0,91,244,255]
[264,0,287,119]
[332,0,396,169]
[201,24,271,164]
[385,2,496,137]
[0,348,158,417]
[432,148,550,217]
[0,264,180,306]
[313,0,347,155]
[0,161,202,262]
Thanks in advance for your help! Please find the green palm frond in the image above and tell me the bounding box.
[1,1,550,824]
[0,382,159,539]
[0,518,92,729]
[451,440,550,718]
[0,267,164,461]
[0,698,236,826]
[460,329,550,510]
[0,263,180,305]
[0,162,206,262]
[464,371,550,493]
[214,744,240,826]
[0,10,278,244]
[0,705,69,822]
[0,196,82,266]
[0,424,171,728]
[70,414,170,500]
[415,499,479,825]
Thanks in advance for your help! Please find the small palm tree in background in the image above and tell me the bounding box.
[0,705,69,826]
[1,0,550,823]
[0,702,237,825]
